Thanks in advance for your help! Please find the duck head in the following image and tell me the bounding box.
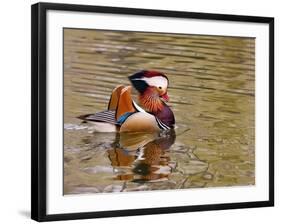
[129,70,170,112]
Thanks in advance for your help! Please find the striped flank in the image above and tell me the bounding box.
[155,117,170,131]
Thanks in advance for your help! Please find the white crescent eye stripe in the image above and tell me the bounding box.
[132,76,168,89]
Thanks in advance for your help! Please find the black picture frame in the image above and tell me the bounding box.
[31,2,274,222]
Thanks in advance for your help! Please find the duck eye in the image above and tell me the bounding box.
[158,86,162,89]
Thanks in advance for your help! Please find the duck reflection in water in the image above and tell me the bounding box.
[108,130,176,183]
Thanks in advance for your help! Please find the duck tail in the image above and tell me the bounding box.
[77,85,136,126]
[77,110,117,124]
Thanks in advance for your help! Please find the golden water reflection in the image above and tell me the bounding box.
[64,130,210,194]
[108,132,176,182]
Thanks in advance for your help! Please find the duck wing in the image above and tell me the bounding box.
[115,86,136,121]
[78,85,138,125]
[107,85,125,110]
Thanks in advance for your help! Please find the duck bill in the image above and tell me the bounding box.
[161,92,169,102]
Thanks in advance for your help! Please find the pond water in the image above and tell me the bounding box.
[63,29,255,194]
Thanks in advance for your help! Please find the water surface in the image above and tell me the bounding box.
[63,29,255,194]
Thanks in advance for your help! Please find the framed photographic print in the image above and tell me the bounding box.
[31,2,274,222]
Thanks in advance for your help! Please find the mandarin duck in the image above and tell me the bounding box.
[78,70,175,132]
